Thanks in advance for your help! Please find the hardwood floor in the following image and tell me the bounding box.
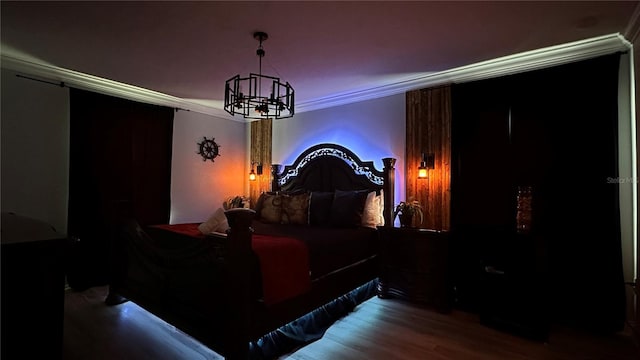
[63,286,639,360]
[63,286,221,360]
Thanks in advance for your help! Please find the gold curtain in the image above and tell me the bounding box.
[249,119,272,209]
[405,85,451,230]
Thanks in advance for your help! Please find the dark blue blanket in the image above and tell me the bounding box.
[249,279,378,359]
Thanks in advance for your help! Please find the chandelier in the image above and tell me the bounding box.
[224,31,294,120]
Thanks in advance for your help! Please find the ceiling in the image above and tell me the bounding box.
[2,1,639,118]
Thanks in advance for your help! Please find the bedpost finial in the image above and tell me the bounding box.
[382,157,396,169]
[224,208,255,229]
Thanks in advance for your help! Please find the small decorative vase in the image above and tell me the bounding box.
[399,212,413,228]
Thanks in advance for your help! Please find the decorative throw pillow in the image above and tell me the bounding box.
[361,190,380,229]
[309,191,334,226]
[377,189,385,226]
[257,193,283,224]
[329,189,369,227]
[281,192,310,225]
[198,207,228,234]
[253,192,270,216]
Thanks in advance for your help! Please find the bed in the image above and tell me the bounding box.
[107,143,396,359]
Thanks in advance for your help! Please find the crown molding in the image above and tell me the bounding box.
[296,33,632,113]
[2,33,631,117]
[0,52,242,122]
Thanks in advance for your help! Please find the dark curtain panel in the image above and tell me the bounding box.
[451,53,625,333]
[67,89,174,290]
[450,76,513,313]
[526,53,624,333]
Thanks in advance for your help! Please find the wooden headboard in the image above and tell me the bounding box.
[270,143,396,225]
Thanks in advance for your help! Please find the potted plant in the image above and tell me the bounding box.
[393,200,424,227]
[223,195,249,210]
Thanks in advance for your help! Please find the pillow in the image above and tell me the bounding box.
[361,190,385,229]
[215,218,230,232]
[329,189,369,227]
[253,192,270,216]
[256,193,283,224]
[198,207,228,234]
[309,191,334,226]
[377,189,385,226]
[254,190,305,217]
[281,192,310,225]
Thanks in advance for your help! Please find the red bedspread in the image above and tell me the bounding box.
[149,223,311,306]
[251,234,311,305]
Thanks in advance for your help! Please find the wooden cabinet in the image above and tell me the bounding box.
[1,213,67,360]
[478,232,549,341]
[449,54,626,332]
[377,226,450,313]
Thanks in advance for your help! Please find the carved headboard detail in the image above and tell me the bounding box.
[270,143,396,225]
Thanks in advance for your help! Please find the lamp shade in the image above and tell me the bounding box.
[417,153,435,179]
[418,167,428,179]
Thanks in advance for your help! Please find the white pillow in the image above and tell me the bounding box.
[214,217,229,233]
[377,189,385,226]
[198,207,229,234]
[362,190,385,229]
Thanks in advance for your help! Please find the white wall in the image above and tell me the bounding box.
[1,68,70,234]
[0,68,248,234]
[273,94,407,215]
[169,111,247,224]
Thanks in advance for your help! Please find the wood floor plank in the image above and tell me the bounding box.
[63,286,223,360]
[63,286,639,360]
[281,296,639,360]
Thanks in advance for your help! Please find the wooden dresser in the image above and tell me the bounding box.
[1,212,67,360]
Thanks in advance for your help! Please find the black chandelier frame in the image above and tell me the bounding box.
[224,32,295,120]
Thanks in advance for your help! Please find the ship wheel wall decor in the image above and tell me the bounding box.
[197,137,221,162]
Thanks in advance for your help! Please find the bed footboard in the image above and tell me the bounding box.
[107,210,258,359]
[223,208,256,359]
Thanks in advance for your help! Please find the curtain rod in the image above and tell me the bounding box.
[15,73,189,112]
[16,73,66,88]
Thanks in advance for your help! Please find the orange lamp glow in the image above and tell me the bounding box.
[418,167,428,179]
[417,153,434,179]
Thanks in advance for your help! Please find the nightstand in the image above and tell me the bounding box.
[377,226,451,313]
